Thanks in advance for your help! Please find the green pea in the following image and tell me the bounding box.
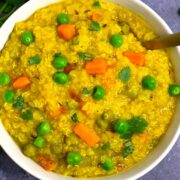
[114,120,129,135]
[3,89,15,103]
[110,34,123,48]
[28,54,41,65]
[71,113,78,123]
[67,151,82,165]
[92,85,106,100]
[168,84,180,96]
[20,109,33,120]
[90,21,101,31]
[142,75,157,90]
[101,159,113,171]
[20,31,34,46]
[92,1,101,8]
[53,72,69,84]
[57,13,69,24]
[52,54,68,69]
[82,88,90,94]
[0,72,11,86]
[37,121,51,136]
[33,136,45,148]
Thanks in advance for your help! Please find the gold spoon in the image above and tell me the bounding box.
[142,32,180,50]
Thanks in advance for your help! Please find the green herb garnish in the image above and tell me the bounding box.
[72,37,79,45]
[122,140,134,158]
[89,21,101,31]
[92,1,101,8]
[118,66,131,83]
[78,52,93,61]
[13,95,24,110]
[128,116,148,134]
[20,109,33,120]
[71,113,78,123]
[114,116,148,139]
[82,88,90,94]
[102,142,110,150]
[28,54,41,65]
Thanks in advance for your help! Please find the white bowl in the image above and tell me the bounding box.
[0,0,180,179]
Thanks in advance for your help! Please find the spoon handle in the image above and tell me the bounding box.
[143,32,180,50]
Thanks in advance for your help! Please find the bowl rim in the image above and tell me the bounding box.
[0,0,180,180]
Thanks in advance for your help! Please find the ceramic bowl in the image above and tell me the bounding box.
[0,0,179,179]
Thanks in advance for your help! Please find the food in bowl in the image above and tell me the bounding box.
[0,0,179,177]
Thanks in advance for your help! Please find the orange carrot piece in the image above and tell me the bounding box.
[108,63,116,68]
[38,155,57,171]
[85,58,108,75]
[138,133,148,139]
[13,76,31,89]
[73,123,100,147]
[123,51,145,66]
[101,76,116,90]
[57,24,77,41]
[91,12,101,21]
[50,107,66,118]
[138,133,148,143]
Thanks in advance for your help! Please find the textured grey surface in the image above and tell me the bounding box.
[0,0,180,180]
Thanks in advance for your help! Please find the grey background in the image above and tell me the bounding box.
[0,0,180,180]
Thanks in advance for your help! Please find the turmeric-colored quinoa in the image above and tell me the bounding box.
[0,0,179,177]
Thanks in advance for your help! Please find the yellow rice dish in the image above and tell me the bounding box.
[0,0,179,177]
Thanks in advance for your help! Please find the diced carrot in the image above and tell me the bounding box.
[138,133,148,139]
[13,76,31,89]
[50,107,66,118]
[50,110,60,118]
[138,133,148,143]
[85,58,108,75]
[101,75,116,90]
[57,24,77,41]
[123,51,145,66]
[73,123,100,147]
[108,63,116,68]
[91,12,101,21]
[38,154,57,171]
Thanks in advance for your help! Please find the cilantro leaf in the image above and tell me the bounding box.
[128,116,148,134]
